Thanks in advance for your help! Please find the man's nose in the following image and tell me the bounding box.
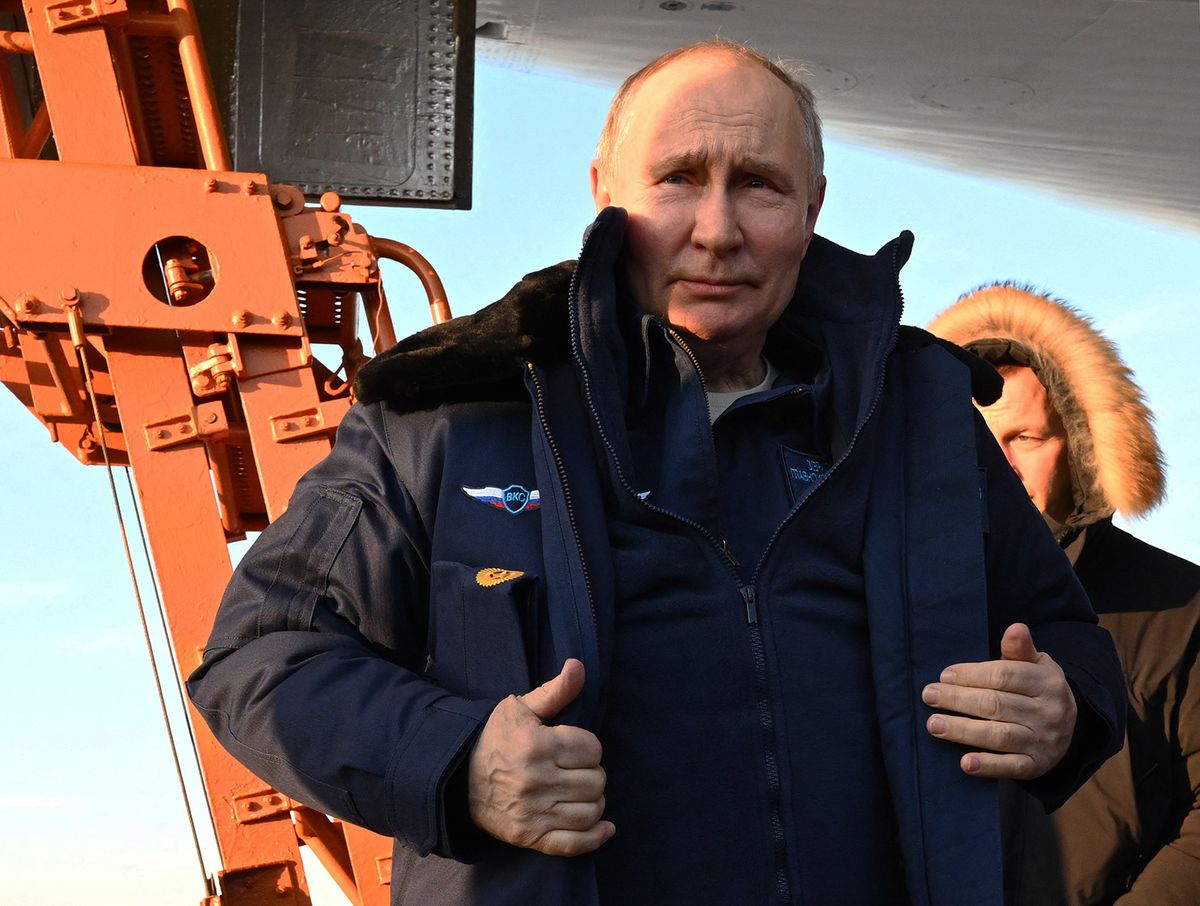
[691,188,743,255]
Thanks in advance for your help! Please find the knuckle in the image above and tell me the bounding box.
[984,690,1003,719]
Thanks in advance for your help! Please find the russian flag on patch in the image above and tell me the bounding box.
[462,484,541,515]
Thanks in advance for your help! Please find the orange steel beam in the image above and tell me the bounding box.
[1,4,435,902]
[292,809,361,905]
[0,40,25,157]
[105,332,312,906]
[23,0,137,164]
[20,103,50,158]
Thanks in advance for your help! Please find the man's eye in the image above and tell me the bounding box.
[662,174,687,185]
[746,178,769,189]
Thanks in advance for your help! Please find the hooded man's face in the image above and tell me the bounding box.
[978,365,1074,523]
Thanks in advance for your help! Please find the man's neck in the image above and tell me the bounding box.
[694,342,769,392]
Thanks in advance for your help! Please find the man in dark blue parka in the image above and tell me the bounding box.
[187,41,1125,905]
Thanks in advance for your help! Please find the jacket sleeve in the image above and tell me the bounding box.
[973,414,1126,810]
[1118,600,1200,904]
[186,403,496,858]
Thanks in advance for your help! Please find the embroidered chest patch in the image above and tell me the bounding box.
[462,484,541,515]
[781,446,827,504]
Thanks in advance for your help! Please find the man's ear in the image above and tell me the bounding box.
[806,176,828,240]
[590,160,611,212]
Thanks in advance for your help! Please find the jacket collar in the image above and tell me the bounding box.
[355,208,920,434]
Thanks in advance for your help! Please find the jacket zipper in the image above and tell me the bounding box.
[526,362,597,635]
[569,220,906,904]
[748,243,906,586]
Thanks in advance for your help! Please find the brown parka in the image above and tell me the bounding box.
[930,284,1200,905]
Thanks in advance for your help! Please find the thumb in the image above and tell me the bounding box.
[520,658,585,723]
[1001,622,1039,663]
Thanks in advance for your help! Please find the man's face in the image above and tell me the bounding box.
[978,366,1074,523]
[590,52,824,355]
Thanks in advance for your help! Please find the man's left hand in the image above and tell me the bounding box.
[922,622,1078,779]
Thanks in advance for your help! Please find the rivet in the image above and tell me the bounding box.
[242,180,256,196]
[280,422,294,432]
[204,178,217,193]
[272,311,293,330]
[16,294,37,315]
[325,231,343,247]
[231,309,251,328]
[155,428,169,439]
[319,191,342,212]
[205,412,219,425]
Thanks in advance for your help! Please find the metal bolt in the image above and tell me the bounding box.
[16,294,37,315]
[325,230,343,247]
[192,374,213,394]
[280,421,294,432]
[205,412,219,425]
[242,180,256,196]
[303,416,316,427]
[274,190,290,207]
[319,191,342,212]
[231,309,251,329]
[180,424,192,434]
[204,177,217,193]
[60,287,79,303]
[272,310,293,330]
[155,428,169,439]
[298,234,315,250]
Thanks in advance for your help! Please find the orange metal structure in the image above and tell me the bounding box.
[0,2,451,902]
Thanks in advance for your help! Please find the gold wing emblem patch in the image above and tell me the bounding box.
[475,568,526,588]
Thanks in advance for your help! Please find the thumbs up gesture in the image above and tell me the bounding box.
[921,623,1079,779]
[468,659,616,854]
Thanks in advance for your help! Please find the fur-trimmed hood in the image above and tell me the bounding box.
[928,283,1164,525]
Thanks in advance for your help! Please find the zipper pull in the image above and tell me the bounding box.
[740,586,758,625]
[720,537,741,568]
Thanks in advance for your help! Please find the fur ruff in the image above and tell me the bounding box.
[928,283,1164,519]
[354,262,575,408]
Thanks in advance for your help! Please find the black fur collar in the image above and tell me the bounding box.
[354,261,575,408]
[352,256,1001,411]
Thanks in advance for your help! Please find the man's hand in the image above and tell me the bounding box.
[922,623,1078,779]
[468,658,615,855]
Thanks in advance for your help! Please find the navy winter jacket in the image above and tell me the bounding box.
[188,208,1124,904]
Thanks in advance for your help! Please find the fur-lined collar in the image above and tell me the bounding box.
[354,262,575,408]
[354,218,1001,418]
[928,283,1164,521]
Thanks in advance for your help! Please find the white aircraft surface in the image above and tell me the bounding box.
[477,0,1200,232]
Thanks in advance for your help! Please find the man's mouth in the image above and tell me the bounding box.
[676,277,748,296]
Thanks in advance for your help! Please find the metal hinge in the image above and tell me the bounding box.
[187,340,244,397]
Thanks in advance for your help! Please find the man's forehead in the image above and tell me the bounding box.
[617,53,803,163]
[985,367,1060,425]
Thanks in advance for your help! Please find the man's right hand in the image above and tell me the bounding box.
[467,658,615,856]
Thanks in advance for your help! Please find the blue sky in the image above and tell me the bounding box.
[1,60,1196,904]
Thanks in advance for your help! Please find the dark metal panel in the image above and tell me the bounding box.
[226,0,474,209]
